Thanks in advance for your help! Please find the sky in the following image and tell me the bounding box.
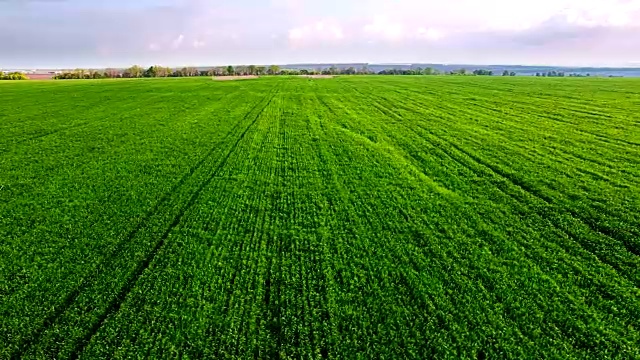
[1,0,640,68]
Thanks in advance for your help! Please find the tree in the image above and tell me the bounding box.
[247,65,257,76]
[144,66,157,78]
[510,71,516,76]
[256,66,266,76]
[124,65,143,78]
[89,69,103,79]
[103,68,120,78]
[502,70,510,76]
[472,69,492,76]
[186,67,199,76]
[449,68,467,75]
[226,65,235,76]
[1,72,29,80]
[268,65,280,75]
[144,65,171,77]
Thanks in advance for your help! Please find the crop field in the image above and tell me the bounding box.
[1,76,639,359]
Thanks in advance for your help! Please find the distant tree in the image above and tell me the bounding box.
[89,69,103,79]
[423,67,435,75]
[502,70,510,76]
[448,68,467,75]
[187,67,200,76]
[268,65,280,75]
[144,66,157,78]
[226,65,235,76]
[473,69,492,76]
[1,72,29,80]
[125,65,143,78]
[256,66,266,76]
[535,72,541,77]
[510,71,516,76]
[145,65,171,77]
[247,65,257,75]
[104,68,120,78]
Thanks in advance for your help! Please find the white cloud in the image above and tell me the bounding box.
[171,34,184,49]
[288,20,344,45]
[560,0,640,27]
[416,27,443,41]
[363,16,405,41]
[2,0,640,67]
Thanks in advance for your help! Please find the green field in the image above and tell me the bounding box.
[1,76,639,359]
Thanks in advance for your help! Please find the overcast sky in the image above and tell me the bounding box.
[1,0,639,68]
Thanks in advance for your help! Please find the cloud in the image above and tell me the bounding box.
[1,0,640,67]
[416,27,443,41]
[363,16,405,41]
[288,20,345,45]
[172,34,185,49]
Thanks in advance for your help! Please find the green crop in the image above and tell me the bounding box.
[1,76,639,359]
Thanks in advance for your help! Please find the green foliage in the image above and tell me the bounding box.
[0,72,29,80]
[473,69,493,76]
[1,76,639,358]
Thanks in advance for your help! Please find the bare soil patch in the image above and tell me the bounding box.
[27,74,55,80]
[213,75,260,81]
[298,75,335,79]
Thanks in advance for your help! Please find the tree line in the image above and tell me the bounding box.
[51,65,522,79]
[535,71,592,77]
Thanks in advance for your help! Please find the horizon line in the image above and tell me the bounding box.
[3,62,640,71]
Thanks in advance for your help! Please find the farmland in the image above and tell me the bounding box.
[1,76,639,359]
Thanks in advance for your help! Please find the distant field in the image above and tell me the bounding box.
[1,76,639,359]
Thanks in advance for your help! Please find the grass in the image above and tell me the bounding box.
[1,76,639,359]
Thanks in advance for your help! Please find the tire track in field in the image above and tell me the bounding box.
[8,93,247,359]
[311,96,456,356]
[331,85,640,351]
[0,93,169,154]
[68,88,279,359]
[361,85,640,260]
[347,85,640,286]
[11,89,275,359]
[385,83,640,152]
[460,97,640,152]
[415,124,640,282]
